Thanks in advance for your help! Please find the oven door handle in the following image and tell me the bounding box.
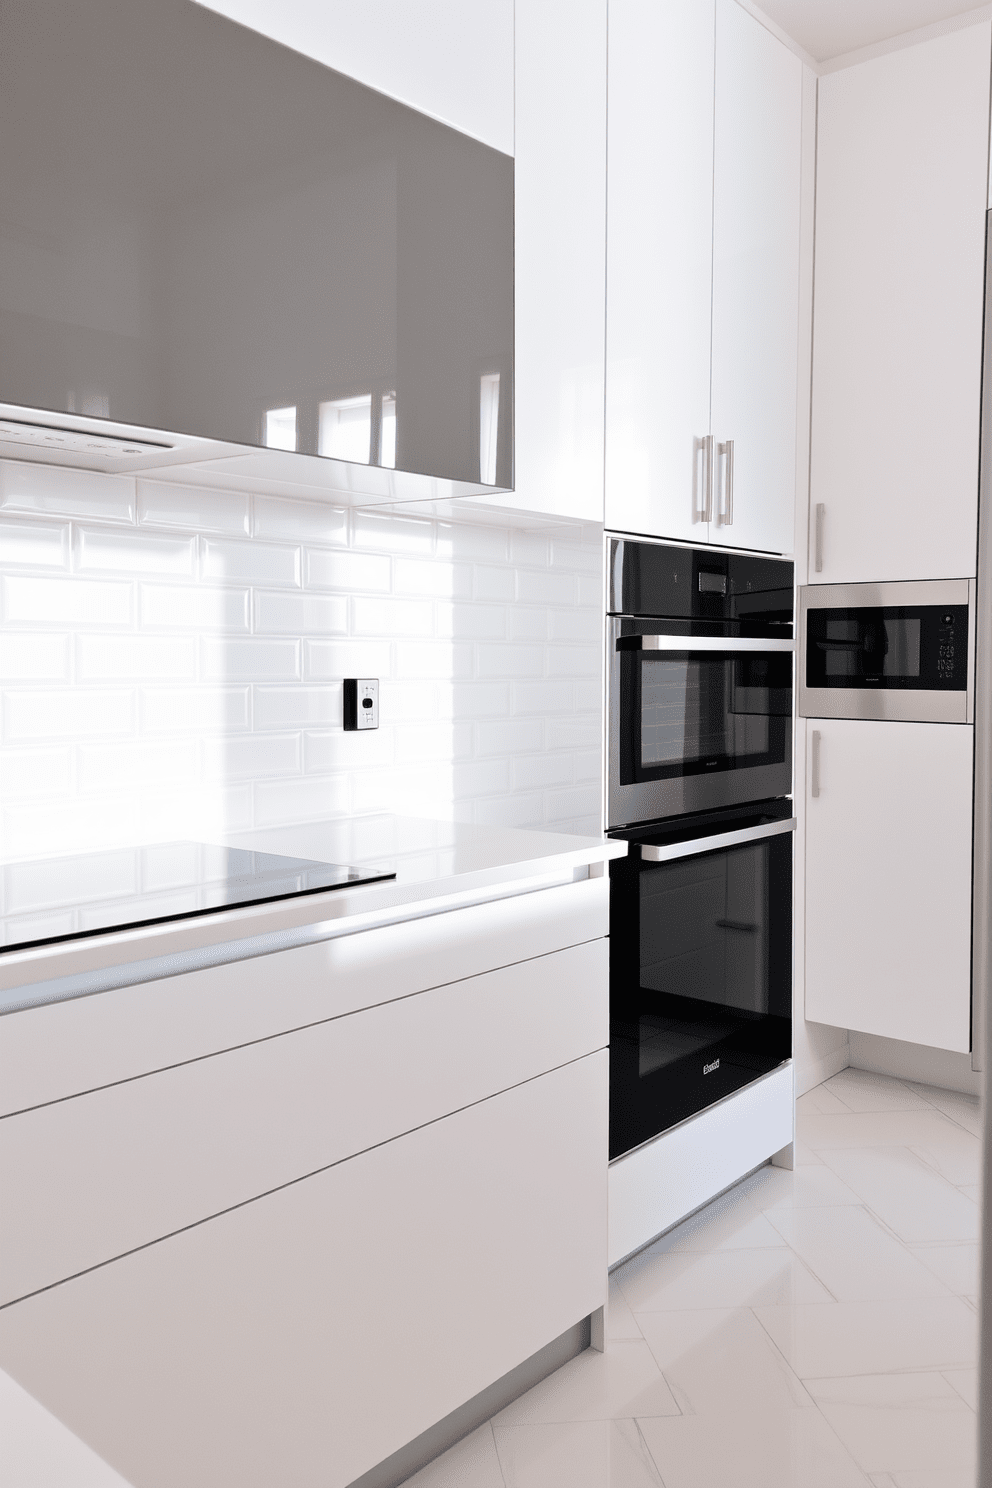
[638,816,797,862]
[620,634,795,653]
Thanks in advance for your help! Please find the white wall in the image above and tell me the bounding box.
[0,461,603,865]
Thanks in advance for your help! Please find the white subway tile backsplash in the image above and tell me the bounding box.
[4,690,135,741]
[141,688,250,734]
[201,638,301,682]
[0,634,70,681]
[140,584,250,633]
[0,478,604,855]
[77,635,198,682]
[254,591,348,636]
[202,537,301,588]
[305,549,390,592]
[76,526,195,577]
[253,496,348,545]
[0,462,135,523]
[137,480,249,536]
[0,520,70,570]
[3,575,133,627]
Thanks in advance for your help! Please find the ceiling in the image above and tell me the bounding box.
[757,0,986,61]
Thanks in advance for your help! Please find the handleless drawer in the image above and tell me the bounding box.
[0,937,607,1305]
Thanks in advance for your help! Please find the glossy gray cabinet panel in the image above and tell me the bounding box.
[0,0,513,487]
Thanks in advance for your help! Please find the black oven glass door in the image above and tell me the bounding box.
[609,804,793,1160]
[806,606,968,691]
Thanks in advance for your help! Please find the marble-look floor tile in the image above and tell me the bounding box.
[804,1371,975,1476]
[637,1307,812,1415]
[904,1084,981,1137]
[798,1109,969,1154]
[638,1406,870,1488]
[869,1468,977,1488]
[607,1274,643,1341]
[797,1085,851,1116]
[959,1184,981,1202]
[492,1340,679,1427]
[823,1070,932,1114]
[736,1162,862,1212]
[644,1190,786,1256]
[943,1366,978,1411]
[906,1243,979,1296]
[794,1139,825,1166]
[766,1206,952,1301]
[818,1147,979,1244]
[493,1418,663,1488]
[753,1296,978,1378]
[617,1244,832,1312]
[401,1423,505,1488]
[906,1121,981,1188]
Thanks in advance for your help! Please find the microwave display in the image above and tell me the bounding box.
[806,606,966,691]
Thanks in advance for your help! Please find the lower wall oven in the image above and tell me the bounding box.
[608,798,794,1161]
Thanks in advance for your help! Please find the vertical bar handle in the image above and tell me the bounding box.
[717,439,735,526]
[810,729,821,799]
[694,435,714,523]
[814,503,825,573]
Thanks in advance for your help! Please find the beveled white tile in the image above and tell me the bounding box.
[753,1296,978,1378]
[394,557,473,599]
[201,536,300,588]
[77,634,197,681]
[141,686,250,734]
[637,1307,812,1416]
[4,689,135,740]
[305,548,390,592]
[823,1071,932,1113]
[1,461,135,523]
[0,634,70,682]
[805,1372,975,1475]
[140,583,249,633]
[638,1406,869,1488]
[137,479,248,535]
[401,1422,505,1488]
[76,526,194,577]
[253,496,347,545]
[0,519,70,569]
[766,1207,953,1302]
[353,596,434,637]
[200,637,300,682]
[608,1275,643,1341]
[736,1163,861,1212]
[494,1418,663,1488]
[942,1366,978,1410]
[819,1147,979,1244]
[617,1246,831,1312]
[492,1340,679,1426]
[907,1244,979,1296]
[252,590,347,637]
[3,574,132,627]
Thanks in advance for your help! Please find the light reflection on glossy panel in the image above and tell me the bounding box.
[0,0,513,486]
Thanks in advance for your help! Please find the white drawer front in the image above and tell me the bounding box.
[0,875,608,1116]
[0,1052,608,1488]
[0,938,607,1304]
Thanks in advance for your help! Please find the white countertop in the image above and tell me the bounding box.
[0,816,625,1015]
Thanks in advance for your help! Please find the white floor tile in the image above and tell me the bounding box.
[943,1366,979,1411]
[818,1147,979,1244]
[617,1245,832,1312]
[400,1423,505,1488]
[491,1340,679,1427]
[607,1275,644,1341]
[824,1070,933,1114]
[637,1307,813,1415]
[753,1297,978,1378]
[904,1084,982,1138]
[794,1139,826,1166]
[798,1085,852,1116]
[645,1190,787,1256]
[737,1162,865,1212]
[906,1243,979,1296]
[959,1184,981,1202]
[804,1371,975,1476]
[638,1406,870,1488]
[906,1121,981,1188]
[766,1206,953,1301]
[869,1469,977,1488]
[798,1109,972,1154]
[493,1418,664,1488]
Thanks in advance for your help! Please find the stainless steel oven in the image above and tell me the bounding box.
[608,798,794,1159]
[607,538,795,829]
[798,579,975,723]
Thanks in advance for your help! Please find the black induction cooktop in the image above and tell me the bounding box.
[0,843,396,954]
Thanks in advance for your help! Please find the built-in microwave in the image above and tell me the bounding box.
[798,579,975,723]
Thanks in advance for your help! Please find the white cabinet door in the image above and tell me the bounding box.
[709,0,802,556]
[605,0,715,543]
[0,1054,608,1488]
[194,0,515,154]
[810,24,991,583]
[504,0,607,522]
[805,719,974,1052]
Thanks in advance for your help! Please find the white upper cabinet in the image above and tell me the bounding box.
[605,0,802,554]
[709,0,802,556]
[194,0,514,153]
[502,0,608,523]
[810,24,992,584]
[605,0,715,546]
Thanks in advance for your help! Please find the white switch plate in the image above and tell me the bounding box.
[344,678,379,730]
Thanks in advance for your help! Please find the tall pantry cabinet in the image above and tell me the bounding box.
[605,0,803,556]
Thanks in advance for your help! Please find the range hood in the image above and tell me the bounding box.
[0,0,514,506]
